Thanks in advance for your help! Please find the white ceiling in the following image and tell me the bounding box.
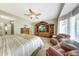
[0,3,62,22]
[0,3,78,22]
[60,3,79,17]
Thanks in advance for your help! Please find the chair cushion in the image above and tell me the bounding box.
[60,42,77,51]
[56,34,70,42]
[65,50,79,56]
[57,48,65,55]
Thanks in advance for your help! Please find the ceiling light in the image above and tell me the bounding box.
[31,15,35,18]
[25,9,41,19]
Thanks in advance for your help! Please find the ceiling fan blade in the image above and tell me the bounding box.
[29,9,34,14]
[25,9,41,19]
[36,13,41,16]
[24,14,31,16]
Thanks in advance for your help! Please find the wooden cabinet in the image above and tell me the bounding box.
[35,21,54,37]
[21,27,30,34]
[49,24,54,37]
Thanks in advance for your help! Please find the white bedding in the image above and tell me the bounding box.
[0,34,44,56]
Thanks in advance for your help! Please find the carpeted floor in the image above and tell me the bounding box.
[36,37,52,56]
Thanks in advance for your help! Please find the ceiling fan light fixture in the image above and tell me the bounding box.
[31,14,35,18]
[25,9,41,19]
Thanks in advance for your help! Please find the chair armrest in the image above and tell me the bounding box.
[46,47,64,56]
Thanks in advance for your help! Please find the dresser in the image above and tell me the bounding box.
[21,27,30,34]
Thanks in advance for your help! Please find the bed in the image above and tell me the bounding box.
[0,34,44,56]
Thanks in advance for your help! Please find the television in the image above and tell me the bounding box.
[38,25,46,32]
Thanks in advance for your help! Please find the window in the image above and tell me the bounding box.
[58,8,79,41]
[58,14,79,41]
[58,16,76,40]
[59,19,68,34]
[76,14,79,41]
[69,16,76,40]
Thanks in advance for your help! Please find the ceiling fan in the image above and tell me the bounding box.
[25,9,41,19]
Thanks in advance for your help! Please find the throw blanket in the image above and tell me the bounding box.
[0,34,44,56]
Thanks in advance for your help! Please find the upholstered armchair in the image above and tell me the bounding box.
[56,34,70,42]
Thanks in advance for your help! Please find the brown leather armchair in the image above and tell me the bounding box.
[50,34,70,45]
[46,47,64,56]
[46,46,79,56]
[46,39,79,56]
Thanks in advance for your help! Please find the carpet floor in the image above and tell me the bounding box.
[36,37,52,56]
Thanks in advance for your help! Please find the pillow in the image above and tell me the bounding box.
[60,43,77,51]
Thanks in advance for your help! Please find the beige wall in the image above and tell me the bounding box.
[0,10,58,35]
[0,10,33,35]
[46,19,58,34]
[14,19,32,34]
